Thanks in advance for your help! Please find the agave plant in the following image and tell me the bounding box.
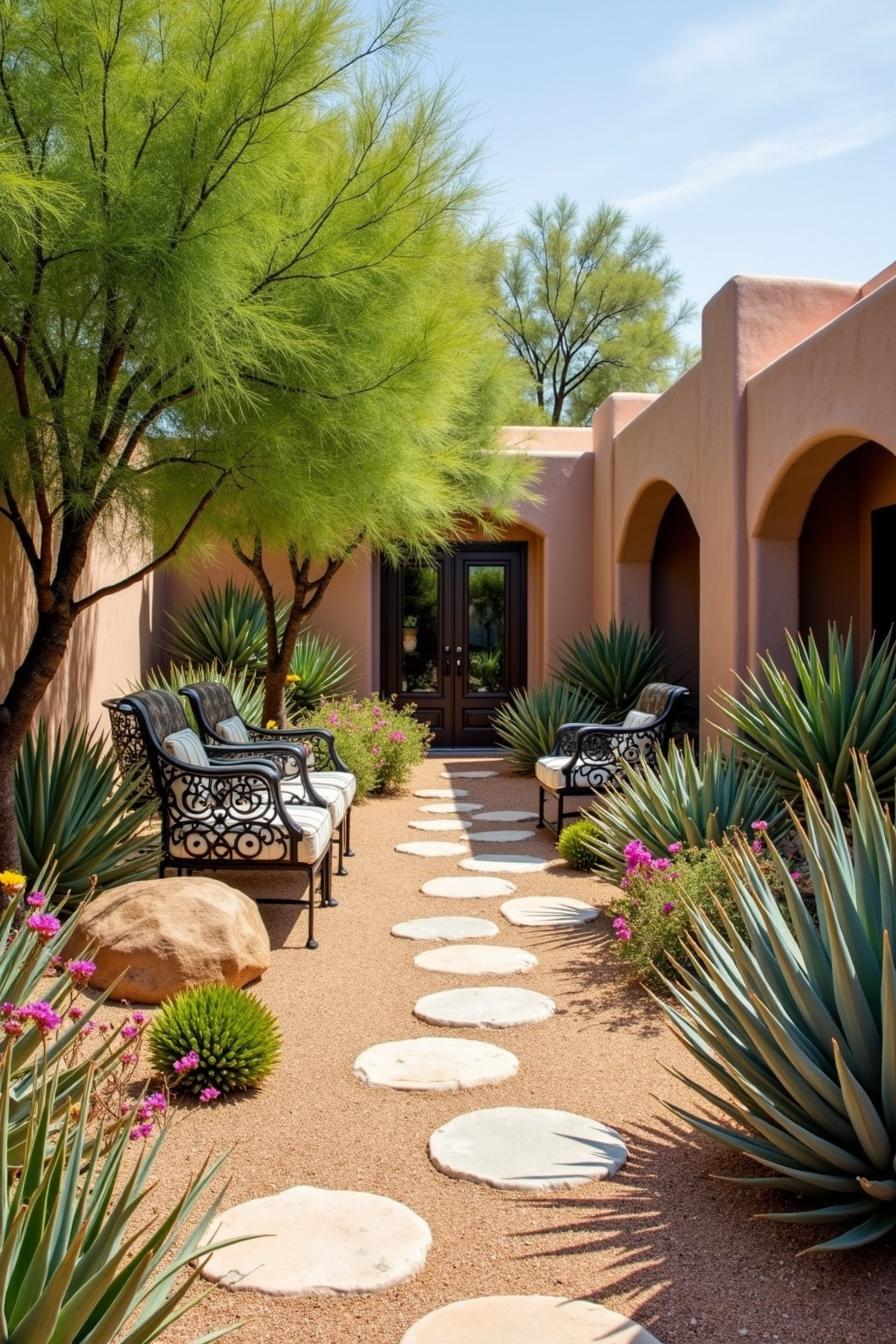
[163,579,285,669]
[554,618,667,716]
[286,630,355,711]
[16,723,158,897]
[494,681,602,774]
[136,660,265,729]
[662,757,896,1251]
[715,623,896,806]
[583,738,784,878]
[0,1057,237,1343]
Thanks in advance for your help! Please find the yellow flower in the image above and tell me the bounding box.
[0,870,25,895]
[286,674,301,683]
[266,719,278,729]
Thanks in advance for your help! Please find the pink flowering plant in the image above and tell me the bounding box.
[609,825,800,989]
[298,693,431,798]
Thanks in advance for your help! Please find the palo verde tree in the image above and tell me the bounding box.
[0,0,522,866]
[493,194,696,425]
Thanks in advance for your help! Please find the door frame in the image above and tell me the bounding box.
[379,542,528,748]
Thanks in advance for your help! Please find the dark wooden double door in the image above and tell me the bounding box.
[381,544,527,748]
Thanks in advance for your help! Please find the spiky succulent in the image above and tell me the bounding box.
[554,618,667,717]
[715,623,896,805]
[557,818,600,870]
[149,984,281,1095]
[583,738,783,878]
[661,756,896,1252]
[494,681,602,774]
[163,580,286,669]
[135,660,264,729]
[286,630,355,710]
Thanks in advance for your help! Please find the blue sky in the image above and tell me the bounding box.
[364,0,896,339]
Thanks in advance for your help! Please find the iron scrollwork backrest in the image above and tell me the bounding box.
[155,755,293,865]
[103,698,157,806]
[633,682,688,735]
[182,682,238,741]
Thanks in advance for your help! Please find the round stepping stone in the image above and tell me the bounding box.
[353,1037,519,1092]
[440,769,497,779]
[408,818,473,832]
[400,1296,664,1343]
[459,854,551,874]
[419,802,483,814]
[414,944,537,976]
[414,986,555,1029]
[465,829,536,843]
[428,1107,627,1190]
[199,1186,431,1295]
[501,896,599,928]
[392,916,499,941]
[396,841,469,858]
[420,876,517,900]
[415,788,469,799]
[472,810,538,823]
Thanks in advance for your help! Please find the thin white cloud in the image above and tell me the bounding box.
[622,108,894,212]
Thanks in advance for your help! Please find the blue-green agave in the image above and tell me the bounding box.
[661,756,896,1251]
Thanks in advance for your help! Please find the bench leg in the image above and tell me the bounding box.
[336,817,348,877]
[537,786,545,828]
[556,792,565,834]
[344,806,355,857]
[321,846,338,907]
[306,868,318,949]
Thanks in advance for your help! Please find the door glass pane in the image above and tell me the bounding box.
[467,564,506,693]
[401,566,439,693]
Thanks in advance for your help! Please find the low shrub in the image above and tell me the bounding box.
[557,818,601,870]
[554,617,667,716]
[303,695,432,798]
[149,983,281,1096]
[494,681,602,774]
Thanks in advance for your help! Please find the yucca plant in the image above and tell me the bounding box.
[15,723,158,897]
[0,1058,238,1343]
[149,984,281,1095]
[555,618,667,716]
[135,661,265,729]
[715,623,896,806]
[661,757,896,1251]
[494,681,602,774]
[163,579,286,669]
[583,738,784,878]
[286,631,355,711]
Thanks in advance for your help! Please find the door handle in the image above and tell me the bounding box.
[455,645,463,674]
[443,645,452,675]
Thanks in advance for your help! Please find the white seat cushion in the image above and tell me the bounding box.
[163,729,210,768]
[281,780,346,826]
[283,804,333,861]
[167,797,332,865]
[622,709,657,729]
[216,715,251,744]
[535,754,620,791]
[310,770,356,808]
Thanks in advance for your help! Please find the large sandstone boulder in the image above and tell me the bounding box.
[75,877,271,1003]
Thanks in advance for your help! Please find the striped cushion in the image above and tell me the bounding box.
[162,729,209,768]
[622,709,656,729]
[216,716,250,744]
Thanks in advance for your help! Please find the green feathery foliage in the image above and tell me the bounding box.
[555,619,667,716]
[494,682,602,774]
[149,985,281,1095]
[715,624,896,806]
[661,758,896,1252]
[584,739,784,879]
[15,724,158,897]
[287,631,355,710]
[164,581,285,670]
[557,818,600,870]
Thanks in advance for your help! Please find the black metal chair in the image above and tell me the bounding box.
[109,689,335,949]
[180,680,357,876]
[535,682,690,835]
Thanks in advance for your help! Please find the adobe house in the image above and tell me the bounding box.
[4,261,896,745]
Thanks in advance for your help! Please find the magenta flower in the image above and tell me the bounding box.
[612,915,632,942]
[80,1021,96,1036]
[25,892,46,907]
[144,1091,167,1113]
[173,1050,200,1074]
[131,1011,147,1025]
[751,819,768,832]
[3,1020,23,1038]
[199,1086,221,1104]
[650,857,672,872]
[69,1006,84,1020]
[20,1001,62,1033]
[66,959,96,984]
[662,901,676,915]
[129,1122,154,1142]
[668,841,683,855]
[1,1002,17,1017]
[751,838,764,854]
[120,1024,139,1040]
[326,712,340,727]
[26,912,61,942]
[389,730,407,743]
[121,1051,138,1065]
[790,870,803,882]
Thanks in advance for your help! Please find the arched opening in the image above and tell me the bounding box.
[650,493,701,701]
[798,441,896,647]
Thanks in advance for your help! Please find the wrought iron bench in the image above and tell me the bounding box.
[108,689,335,949]
[179,680,357,877]
[535,681,689,835]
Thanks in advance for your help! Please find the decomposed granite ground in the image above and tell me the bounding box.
[131,754,892,1344]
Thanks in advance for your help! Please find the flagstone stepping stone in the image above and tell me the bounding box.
[501,896,599,928]
[415,788,469,799]
[428,1107,627,1190]
[420,876,516,900]
[472,810,538,823]
[353,1037,519,1092]
[199,1186,431,1295]
[459,854,551,874]
[414,986,555,1028]
[392,916,499,940]
[396,841,469,858]
[419,802,483,814]
[465,829,536,843]
[408,818,473,832]
[440,769,498,779]
[400,1295,664,1343]
[414,944,537,976]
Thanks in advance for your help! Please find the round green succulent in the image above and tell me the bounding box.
[557,818,600,870]
[148,984,281,1095]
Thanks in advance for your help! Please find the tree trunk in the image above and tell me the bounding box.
[262,659,290,726]
[0,602,79,869]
